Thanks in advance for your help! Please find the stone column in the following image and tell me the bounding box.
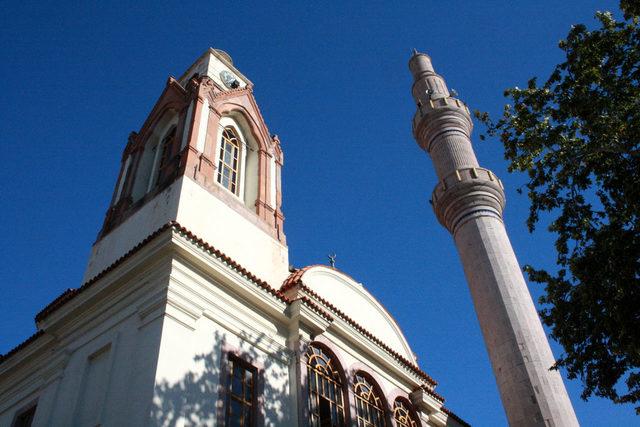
[409,51,578,427]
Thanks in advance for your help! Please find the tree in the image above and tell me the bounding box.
[476,1,640,413]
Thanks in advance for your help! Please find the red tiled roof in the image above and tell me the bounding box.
[34,221,289,325]
[284,268,439,387]
[441,406,471,426]
[171,223,287,303]
[297,296,334,322]
[421,384,445,403]
[35,222,178,323]
[0,330,44,364]
[281,265,311,291]
[281,264,360,292]
[35,289,79,323]
[5,222,303,365]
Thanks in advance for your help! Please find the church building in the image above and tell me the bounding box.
[0,49,468,427]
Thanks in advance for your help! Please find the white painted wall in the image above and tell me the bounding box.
[0,269,168,427]
[176,177,289,287]
[83,177,183,282]
[87,173,287,292]
[151,258,293,426]
[2,236,461,427]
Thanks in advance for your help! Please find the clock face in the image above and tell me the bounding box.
[220,70,239,89]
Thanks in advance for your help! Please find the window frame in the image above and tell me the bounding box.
[353,372,388,427]
[305,344,348,427]
[392,397,420,427]
[11,400,38,427]
[223,352,258,427]
[216,126,242,196]
[158,125,177,174]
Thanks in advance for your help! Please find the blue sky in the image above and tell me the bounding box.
[1,1,635,425]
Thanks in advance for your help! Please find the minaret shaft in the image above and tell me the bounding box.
[409,52,578,426]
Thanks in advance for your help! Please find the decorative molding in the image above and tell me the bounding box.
[409,387,443,414]
[163,289,201,331]
[169,262,280,336]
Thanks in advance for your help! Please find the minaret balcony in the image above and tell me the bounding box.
[431,166,506,233]
[412,98,473,153]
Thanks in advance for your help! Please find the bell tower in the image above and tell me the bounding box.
[408,51,579,426]
[86,48,288,286]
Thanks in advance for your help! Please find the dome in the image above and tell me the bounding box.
[212,48,233,65]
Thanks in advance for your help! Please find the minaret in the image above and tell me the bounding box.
[409,51,579,426]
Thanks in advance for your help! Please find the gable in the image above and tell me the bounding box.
[298,266,416,362]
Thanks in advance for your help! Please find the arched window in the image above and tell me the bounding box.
[353,373,387,427]
[306,345,347,427]
[157,125,177,176]
[217,127,241,195]
[131,111,178,201]
[393,398,419,427]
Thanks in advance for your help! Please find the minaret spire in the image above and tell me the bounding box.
[409,51,579,426]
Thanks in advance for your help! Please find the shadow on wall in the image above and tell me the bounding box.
[150,330,292,427]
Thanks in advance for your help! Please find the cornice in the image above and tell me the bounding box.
[35,224,175,325]
[209,86,252,102]
[410,386,444,413]
[286,299,333,337]
[24,221,288,338]
[169,260,284,333]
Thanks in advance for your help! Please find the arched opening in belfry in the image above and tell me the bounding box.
[131,109,179,202]
[215,114,259,212]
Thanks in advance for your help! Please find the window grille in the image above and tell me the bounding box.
[306,345,346,427]
[393,399,418,427]
[354,374,387,427]
[225,355,256,427]
[217,127,241,194]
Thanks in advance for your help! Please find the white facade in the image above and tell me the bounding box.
[0,219,465,426]
[0,49,468,427]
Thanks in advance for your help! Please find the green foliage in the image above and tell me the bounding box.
[476,3,640,413]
